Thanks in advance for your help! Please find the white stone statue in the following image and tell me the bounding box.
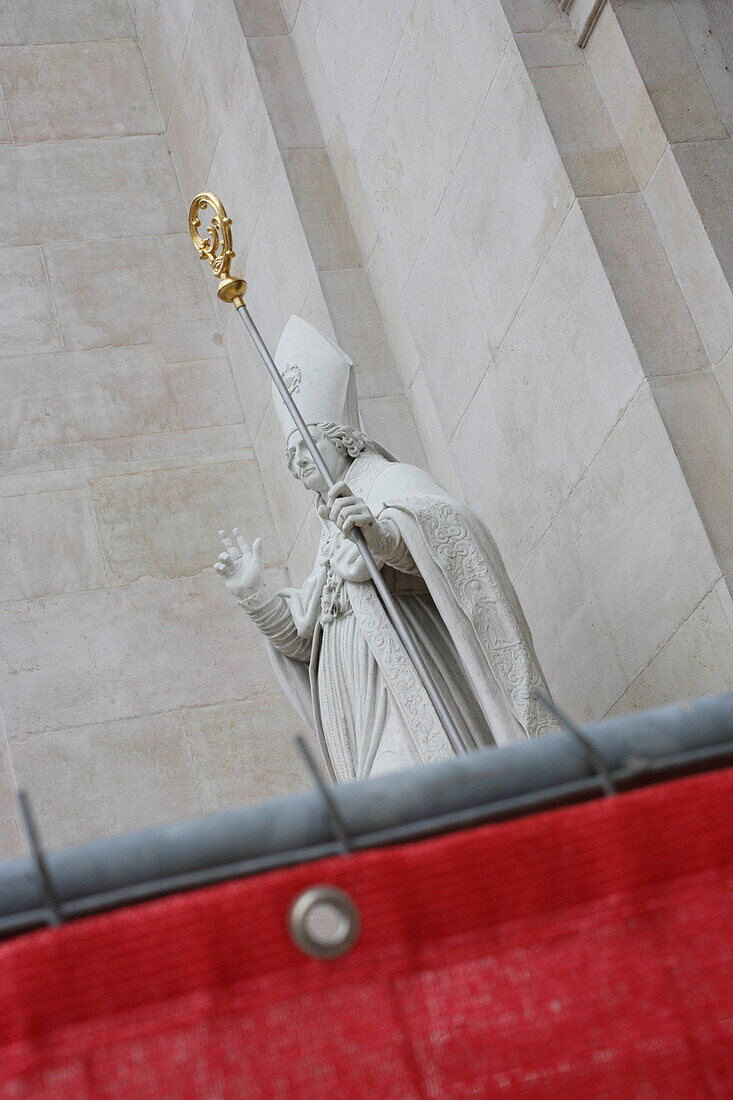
[215,317,554,783]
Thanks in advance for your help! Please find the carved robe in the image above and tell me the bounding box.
[243,450,554,782]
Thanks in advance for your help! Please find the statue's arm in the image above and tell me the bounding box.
[214,529,311,662]
[237,585,312,662]
[373,515,420,575]
[320,484,420,578]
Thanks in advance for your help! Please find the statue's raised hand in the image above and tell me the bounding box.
[215,529,264,599]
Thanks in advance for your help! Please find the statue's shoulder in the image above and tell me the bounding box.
[368,458,451,510]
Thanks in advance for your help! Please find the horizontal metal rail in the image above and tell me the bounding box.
[1,693,731,940]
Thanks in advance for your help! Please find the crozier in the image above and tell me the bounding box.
[216,317,554,783]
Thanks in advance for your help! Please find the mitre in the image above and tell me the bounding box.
[273,316,359,444]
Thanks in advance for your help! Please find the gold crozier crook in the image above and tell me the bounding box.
[188,192,247,309]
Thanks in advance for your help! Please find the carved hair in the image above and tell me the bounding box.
[318,421,371,456]
[286,422,373,473]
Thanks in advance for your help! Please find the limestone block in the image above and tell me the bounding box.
[327,118,379,262]
[255,400,311,555]
[1,432,256,502]
[0,5,17,44]
[1,136,182,246]
[280,0,301,31]
[290,5,337,142]
[89,457,282,584]
[392,0,413,33]
[609,580,733,714]
[315,0,404,154]
[366,242,420,388]
[500,0,566,32]
[202,267,234,337]
[147,318,225,364]
[0,572,286,737]
[0,490,106,602]
[645,146,733,366]
[452,204,642,578]
[207,45,280,265]
[301,0,327,32]
[359,395,428,469]
[513,507,628,722]
[167,0,243,200]
[612,0,727,144]
[0,469,90,499]
[0,245,61,355]
[445,42,574,348]
[671,0,733,137]
[403,210,493,436]
[319,267,403,398]
[190,408,247,463]
[673,139,733,285]
[580,193,708,377]
[407,369,464,500]
[563,0,605,43]
[182,694,308,814]
[2,348,239,451]
[90,443,263,485]
[650,371,733,574]
[140,3,177,123]
[10,711,204,848]
[0,90,10,142]
[10,0,134,43]
[228,209,289,363]
[128,0,150,36]
[233,0,287,36]
[248,35,323,149]
[44,235,211,350]
[531,65,636,196]
[0,729,22,858]
[300,274,337,340]
[585,3,667,189]
[282,148,361,270]
[223,308,275,441]
[564,385,720,683]
[718,343,733,415]
[153,0,197,69]
[357,0,510,289]
[0,423,252,495]
[286,505,322,585]
[0,41,161,142]
[20,362,228,475]
[250,159,319,328]
[140,0,196,123]
[515,29,584,70]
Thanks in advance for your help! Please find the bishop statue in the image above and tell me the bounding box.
[215,317,553,783]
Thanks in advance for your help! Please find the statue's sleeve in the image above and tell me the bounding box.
[376,514,421,575]
[237,585,313,662]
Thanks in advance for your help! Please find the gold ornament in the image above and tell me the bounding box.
[188,192,247,308]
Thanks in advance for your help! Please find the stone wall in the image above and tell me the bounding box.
[138,0,731,722]
[1,0,731,853]
[278,0,733,719]
[0,0,308,855]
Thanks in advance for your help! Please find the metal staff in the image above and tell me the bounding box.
[188,192,467,757]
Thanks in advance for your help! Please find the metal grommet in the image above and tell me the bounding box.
[288,885,361,959]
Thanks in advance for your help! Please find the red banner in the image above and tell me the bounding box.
[2,768,732,1097]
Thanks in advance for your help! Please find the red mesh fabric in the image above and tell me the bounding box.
[1,768,732,1098]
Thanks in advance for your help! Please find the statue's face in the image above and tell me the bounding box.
[286,426,351,493]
